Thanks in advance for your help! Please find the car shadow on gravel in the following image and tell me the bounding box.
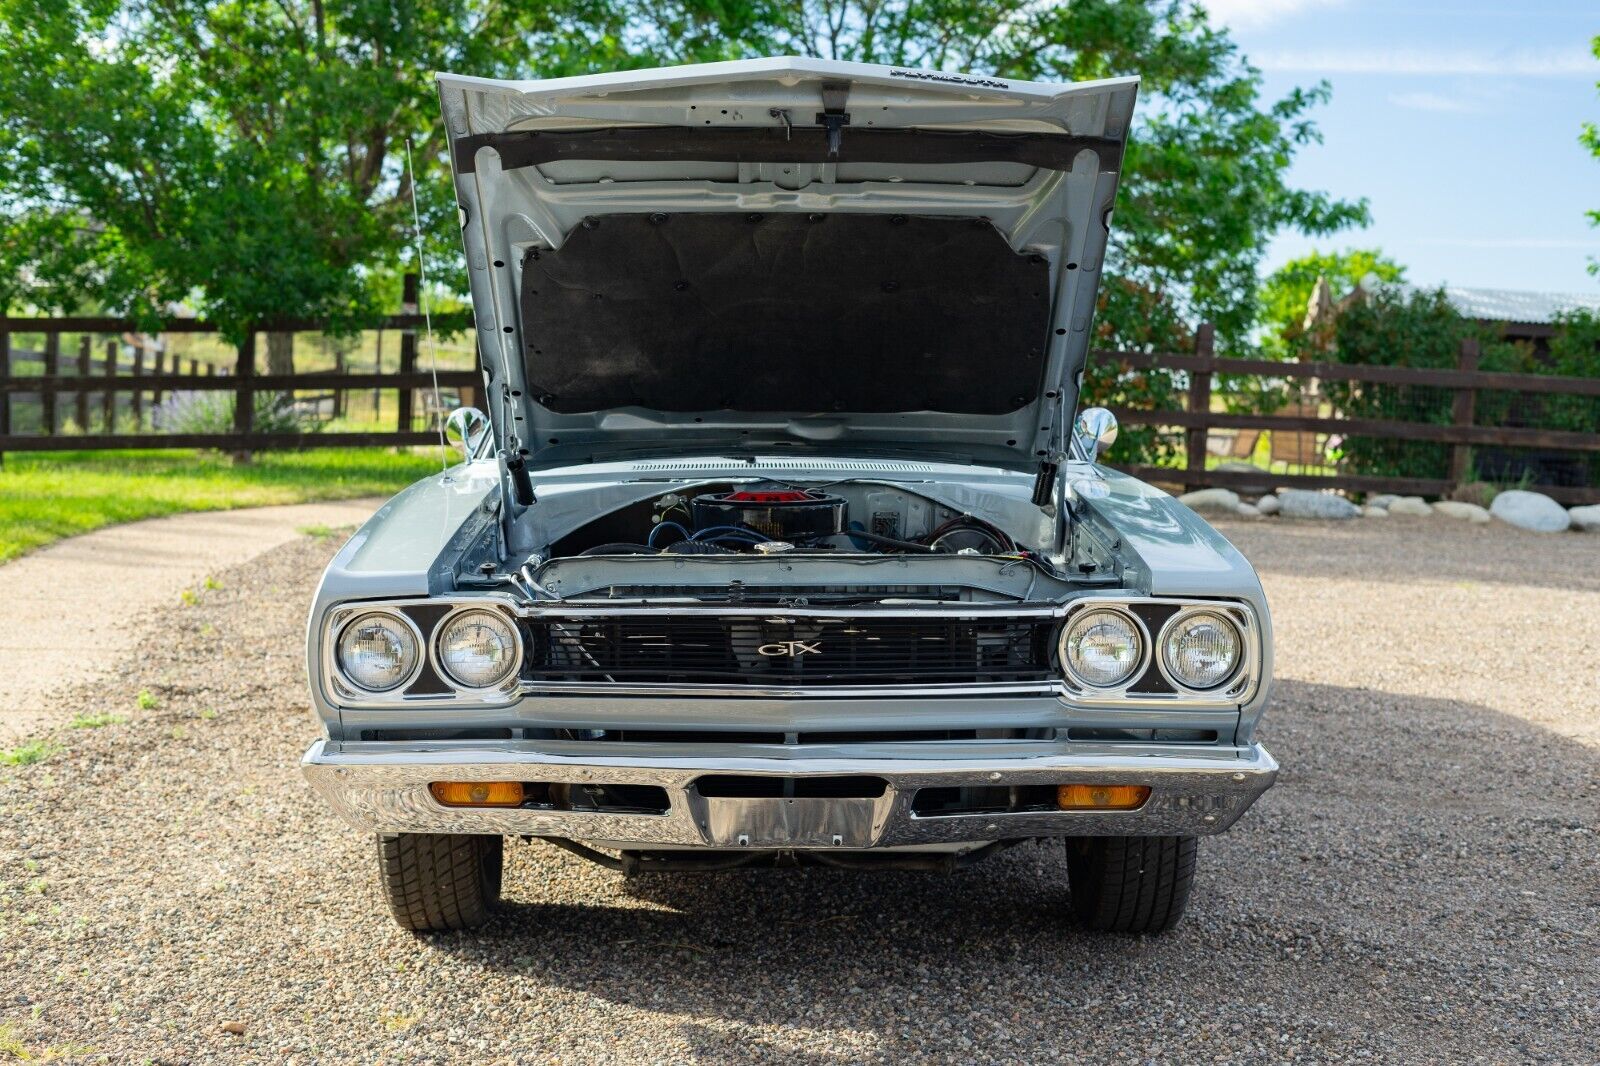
[416,677,1599,1061]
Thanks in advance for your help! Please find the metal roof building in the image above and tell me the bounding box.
[1407,284,1600,327]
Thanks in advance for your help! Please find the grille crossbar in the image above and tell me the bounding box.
[526,614,1056,686]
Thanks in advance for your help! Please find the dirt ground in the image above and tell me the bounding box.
[0,517,1596,1063]
[0,499,383,743]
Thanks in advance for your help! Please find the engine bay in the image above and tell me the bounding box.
[550,481,1029,561]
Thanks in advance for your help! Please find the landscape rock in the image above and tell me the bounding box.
[1490,490,1571,533]
[1234,502,1263,519]
[1387,496,1433,517]
[1255,493,1280,515]
[1362,505,1389,518]
[1278,489,1359,520]
[1178,487,1241,513]
[1569,505,1600,533]
[1432,501,1490,524]
[1366,494,1399,510]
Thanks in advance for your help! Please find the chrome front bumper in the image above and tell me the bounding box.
[302,740,1278,847]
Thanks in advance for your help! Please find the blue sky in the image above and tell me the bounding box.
[1205,0,1599,294]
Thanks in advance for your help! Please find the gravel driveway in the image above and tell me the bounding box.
[1,519,1596,1063]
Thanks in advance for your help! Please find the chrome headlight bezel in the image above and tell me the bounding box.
[331,609,425,694]
[1157,608,1245,692]
[1056,597,1263,707]
[1057,605,1150,693]
[320,595,526,709]
[429,605,525,694]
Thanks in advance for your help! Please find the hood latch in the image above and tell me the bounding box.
[816,82,851,156]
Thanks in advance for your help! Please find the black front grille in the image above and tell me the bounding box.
[526,614,1056,687]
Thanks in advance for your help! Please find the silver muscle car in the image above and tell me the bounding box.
[302,57,1277,934]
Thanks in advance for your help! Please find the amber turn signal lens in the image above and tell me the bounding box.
[429,781,524,807]
[1056,784,1150,810]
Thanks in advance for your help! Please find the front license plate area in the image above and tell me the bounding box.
[694,795,891,848]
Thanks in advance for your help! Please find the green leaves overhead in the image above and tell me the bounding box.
[0,0,641,339]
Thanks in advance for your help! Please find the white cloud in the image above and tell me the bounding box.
[1387,90,1480,113]
[1200,0,1347,28]
[1414,237,1596,250]
[1256,45,1598,77]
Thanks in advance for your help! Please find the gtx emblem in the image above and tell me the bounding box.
[757,640,821,657]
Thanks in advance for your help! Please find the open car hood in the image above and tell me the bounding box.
[439,57,1137,473]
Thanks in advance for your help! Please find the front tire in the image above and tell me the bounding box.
[376,833,503,932]
[1065,835,1197,934]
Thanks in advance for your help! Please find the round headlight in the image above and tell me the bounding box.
[1162,611,1242,689]
[336,612,420,692]
[1061,608,1143,689]
[436,609,521,689]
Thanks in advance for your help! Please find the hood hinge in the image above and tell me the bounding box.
[816,82,851,156]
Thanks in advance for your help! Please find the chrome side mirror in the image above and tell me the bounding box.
[444,406,492,459]
[1073,407,1118,461]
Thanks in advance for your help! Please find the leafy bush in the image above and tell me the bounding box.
[1326,289,1598,488]
[1319,287,1472,481]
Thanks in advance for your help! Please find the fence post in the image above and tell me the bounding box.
[77,336,91,431]
[131,341,144,427]
[234,331,256,459]
[0,329,9,467]
[42,332,59,435]
[103,340,117,432]
[398,272,418,434]
[333,345,346,418]
[1449,337,1480,486]
[152,343,165,408]
[1185,322,1215,493]
[373,328,385,423]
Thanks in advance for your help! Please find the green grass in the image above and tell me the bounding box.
[0,448,445,564]
[68,712,128,730]
[0,740,61,766]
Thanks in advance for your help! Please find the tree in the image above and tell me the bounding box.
[1583,33,1600,275]
[0,0,664,350]
[1,0,1363,381]
[1258,248,1406,358]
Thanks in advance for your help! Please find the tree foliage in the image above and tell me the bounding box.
[1325,288,1599,489]
[0,0,654,340]
[1,0,1364,392]
[1257,248,1404,358]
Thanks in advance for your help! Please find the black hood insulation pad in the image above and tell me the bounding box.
[519,212,1052,416]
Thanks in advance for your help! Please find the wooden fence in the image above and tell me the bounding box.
[0,312,478,458]
[2,313,1597,503]
[1105,326,1600,505]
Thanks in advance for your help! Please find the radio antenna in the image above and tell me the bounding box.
[404,137,448,473]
